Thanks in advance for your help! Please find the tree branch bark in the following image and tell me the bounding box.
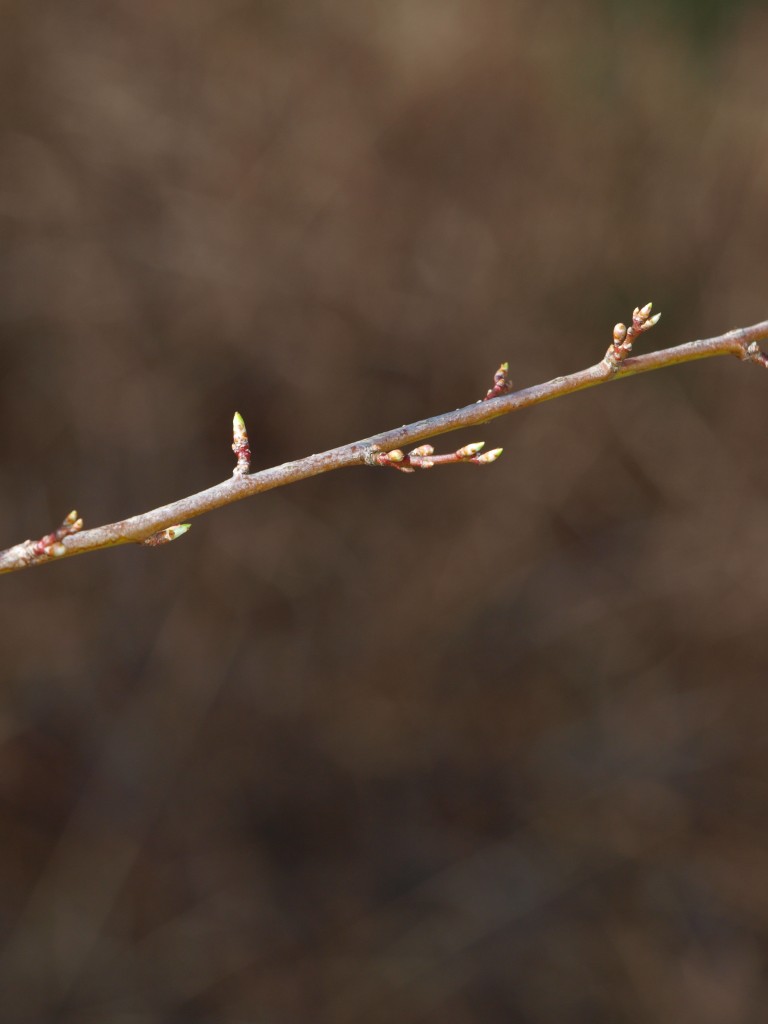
[2,310,767,575]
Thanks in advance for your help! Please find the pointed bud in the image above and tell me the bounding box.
[64,510,79,526]
[646,312,661,327]
[475,448,503,464]
[483,361,512,400]
[71,518,84,533]
[232,411,247,441]
[165,524,191,541]
[457,441,486,458]
[232,411,251,475]
[142,524,192,546]
[639,301,653,317]
[491,362,511,386]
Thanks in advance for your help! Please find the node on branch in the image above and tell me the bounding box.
[1,303,767,574]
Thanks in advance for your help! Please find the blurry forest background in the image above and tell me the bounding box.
[2,1,768,1022]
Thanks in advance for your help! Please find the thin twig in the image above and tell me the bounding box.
[2,309,767,574]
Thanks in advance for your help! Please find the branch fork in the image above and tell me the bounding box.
[0,509,83,571]
[745,341,768,369]
[604,301,662,370]
[367,441,504,472]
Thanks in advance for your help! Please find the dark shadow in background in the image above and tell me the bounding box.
[1,2,768,1021]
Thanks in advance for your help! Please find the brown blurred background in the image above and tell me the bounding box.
[1,1,768,1021]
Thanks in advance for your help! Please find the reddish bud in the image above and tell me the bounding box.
[232,411,251,476]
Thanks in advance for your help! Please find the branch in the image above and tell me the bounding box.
[2,305,767,575]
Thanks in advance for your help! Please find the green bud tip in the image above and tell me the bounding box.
[476,448,503,464]
[457,441,485,458]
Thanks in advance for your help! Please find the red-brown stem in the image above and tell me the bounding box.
[2,319,767,574]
